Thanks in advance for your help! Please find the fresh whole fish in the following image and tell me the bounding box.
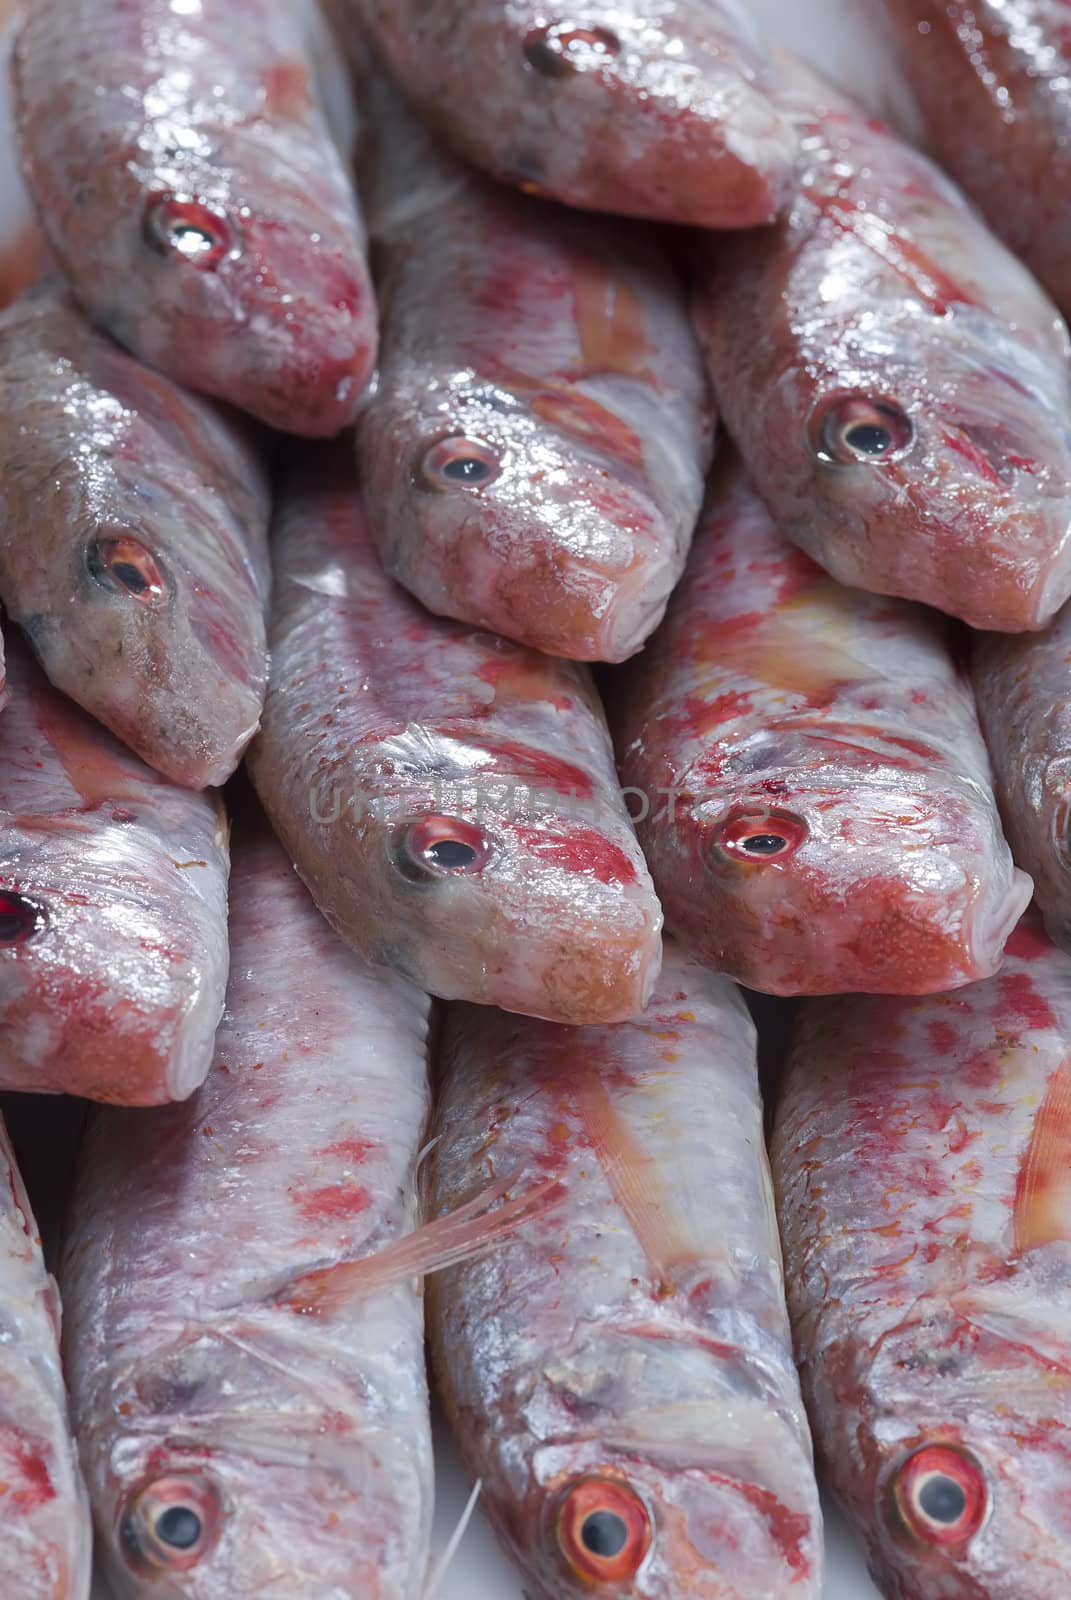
[879,0,1071,322]
[0,1117,90,1599]
[247,446,663,1023]
[972,612,1071,952]
[349,0,798,227]
[13,0,377,435]
[0,280,272,789]
[0,635,229,1104]
[772,913,1071,1599]
[355,84,713,662]
[62,816,437,1600]
[427,944,823,1600]
[612,456,1031,995]
[693,60,1071,632]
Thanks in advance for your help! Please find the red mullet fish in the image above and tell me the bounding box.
[879,0,1071,324]
[772,912,1071,1599]
[612,456,1030,995]
[0,1118,90,1599]
[0,636,230,1103]
[0,281,271,789]
[347,0,798,227]
[428,944,823,1600]
[354,82,713,662]
[13,0,376,435]
[248,447,663,1023]
[694,60,1071,632]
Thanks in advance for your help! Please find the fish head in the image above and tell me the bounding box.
[104,138,376,435]
[22,482,269,790]
[658,768,1029,993]
[325,748,663,1019]
[361,374,677,660]
[94,1318,431,1600]
[494,1332,821,1598]
[774,311,1071,628]
[841,1301,1071,1599]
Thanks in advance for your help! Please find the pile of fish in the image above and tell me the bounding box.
[0,0,1069,1596]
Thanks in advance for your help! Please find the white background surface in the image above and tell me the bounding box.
[4,2,901,1595]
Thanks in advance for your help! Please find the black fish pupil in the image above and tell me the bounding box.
[845,422,893,456]
[442,457,490,484]
[155,1506,203,1550]
[919,1475,967,1525]
[741,833,787,855]
[581,1510,628,1558]
[113,561,150,595]
[426,839,478,870]
[0,894,42,944]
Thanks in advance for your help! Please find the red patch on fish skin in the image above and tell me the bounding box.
[320,1137,376,1164]
[445,734,595,799]
[961,1047,1004,1092]
[942,429,1004,487]
[262,60,311,120]
[3,1437,55,1513]
[294,1183,372,1223]
[714,1478,812,1575]
[999,970,1057,1033]
[928,1020,959,1057]
[511,824,638,885]
[1006,920,1054,962]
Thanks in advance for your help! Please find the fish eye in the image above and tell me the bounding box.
[419,436,501,492]
[709,807,808,864]
[143,193,236,270]
[556,1476,651,1582]
[394,816,490,882]
[809,394,914,466]
[0,892,46,945]
[86,536,168,604]
[524,22,621,77]
[120,1473,222,1573]
[892,1446,988,1548]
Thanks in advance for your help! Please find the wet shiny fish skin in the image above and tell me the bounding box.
[355,85,713,663]
[427,946,823,1600]
[350,0,798,227]
[0,1118,91,1600]
[0,635,229,1104]
[13,0,376,436]
[247,447,663,1024]
[62,817,434,1600]
[612,456,1031,996]
[880,1,1071,323]
[972,613,1071,952]
[693,61,1071,632]
[772,914,1071,1600]
[0,280,271,790]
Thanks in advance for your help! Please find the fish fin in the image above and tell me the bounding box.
[423,1478,482,1600]
[1014,1056,1071,1254]
[277,1174,565,1316]
[35,695,144,809]
[574,1072,696,1295]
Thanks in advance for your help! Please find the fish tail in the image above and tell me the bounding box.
[277,1173,565,1316]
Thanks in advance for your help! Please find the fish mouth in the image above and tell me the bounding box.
[594,554,678,663]
[963,869,1034,981]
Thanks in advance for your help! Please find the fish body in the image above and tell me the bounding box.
[973,612,1071,950]
[350,0,798,226]
[355,86,712,662]
[880,0,1071,322]
[613,457,1030,995]
[694,63,1071,631]
[62,817,434,1599]
[13,0,376,435]
[428,945,823,1599]
[0,281,271,789]
[772,914,1071,1599]
[247,447,662,1023]
[0,636,229,1103]
[0,1119,90,1599]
